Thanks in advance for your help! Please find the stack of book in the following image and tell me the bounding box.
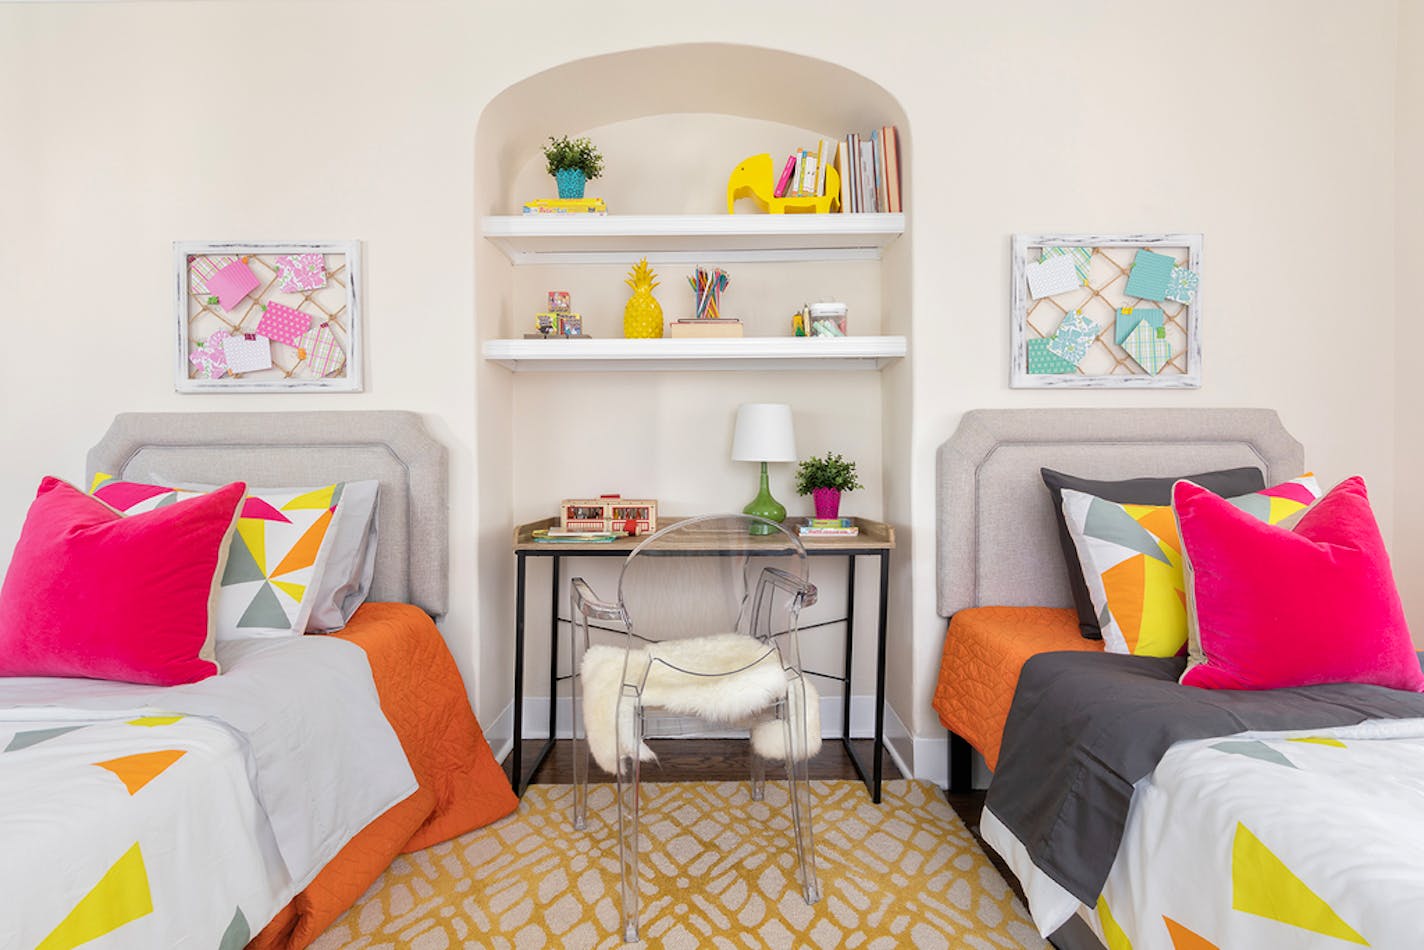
[773,142,834,200]
[668,318,743,338]
[522,198,607,215]
[833,126,901,214]
[771,126,902,212]
[798,517,859,537]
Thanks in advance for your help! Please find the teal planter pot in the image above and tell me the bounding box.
[555,168,586,199]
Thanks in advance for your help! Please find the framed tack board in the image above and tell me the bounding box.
[174,240,362,393]
[1010,233,1202,389]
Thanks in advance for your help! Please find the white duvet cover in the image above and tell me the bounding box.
[991,718,1424,950]
[0,635,418,949]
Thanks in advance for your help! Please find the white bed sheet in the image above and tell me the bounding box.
[987,718,1424,949]
[0,634,417,947]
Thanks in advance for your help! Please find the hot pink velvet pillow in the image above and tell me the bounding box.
[0,477,245,685]
[1176,476,1423,692]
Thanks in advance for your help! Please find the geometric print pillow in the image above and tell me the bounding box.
[91,476,346,639]
[1061,475,1321,657]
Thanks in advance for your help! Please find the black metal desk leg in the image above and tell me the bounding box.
[872,551,889,803]
[548,556,560,753]
[841,556,856,742]
[511,553,527,794]
[949,730,973,794]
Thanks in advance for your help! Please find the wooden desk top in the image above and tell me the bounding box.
[512,516,895,554]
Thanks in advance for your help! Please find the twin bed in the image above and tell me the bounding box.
[1,411,515,949]
[934,409,1424,950]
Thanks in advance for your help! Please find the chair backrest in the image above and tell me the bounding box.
[616,514,809,649]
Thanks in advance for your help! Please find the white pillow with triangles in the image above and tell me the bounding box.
[90,476,347,639]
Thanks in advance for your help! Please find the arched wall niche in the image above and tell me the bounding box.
[475,43,910,215]
[471,42,917,771]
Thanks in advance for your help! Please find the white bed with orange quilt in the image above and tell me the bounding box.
[0,412,517,950]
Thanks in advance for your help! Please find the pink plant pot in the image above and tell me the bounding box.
[812,488,841,520]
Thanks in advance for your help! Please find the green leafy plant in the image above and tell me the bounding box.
[794,452,864,495]
[543,135,604,180]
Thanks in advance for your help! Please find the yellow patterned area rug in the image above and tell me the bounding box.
[312,779,1046,949]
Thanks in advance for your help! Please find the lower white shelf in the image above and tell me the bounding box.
[482,336,907,372]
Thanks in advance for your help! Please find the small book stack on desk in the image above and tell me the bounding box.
[798,517,859,537]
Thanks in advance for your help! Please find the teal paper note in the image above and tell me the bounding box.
[1124,249,1175,301]
[1114,306,1164,345]
[1027,337,1077,374]
[1042,246,1093,283]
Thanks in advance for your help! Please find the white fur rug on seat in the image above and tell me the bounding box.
[580,633,822,775]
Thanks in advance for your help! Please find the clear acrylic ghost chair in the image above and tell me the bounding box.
[568,513,821,944]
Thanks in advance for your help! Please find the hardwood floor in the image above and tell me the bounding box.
[503,739,1022,905]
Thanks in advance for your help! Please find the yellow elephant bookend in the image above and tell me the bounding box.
[727,153,841,214]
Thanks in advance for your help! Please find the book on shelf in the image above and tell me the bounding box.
[532,528,617,542]
[869,128,879,211]
[847,132,860,211]
[773,154,797,198]
[799,525,859,537]
[858,140,878,213]
[800,149,819,197]
[882,126,901,214]
[805,517,854,527]
[813,138,829,198]
[835,139,852,214]
[522,198,607,214]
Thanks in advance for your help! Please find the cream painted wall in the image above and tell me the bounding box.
[1397,2,1424,633]
[0,0,1409,777]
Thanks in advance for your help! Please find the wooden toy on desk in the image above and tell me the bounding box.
[560,495,657,536]
[726,154,840,215]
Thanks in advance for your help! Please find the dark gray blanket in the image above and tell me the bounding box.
[985,650,1424,905]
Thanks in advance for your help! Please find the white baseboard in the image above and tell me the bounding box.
[911,732,993,790]
[490,695,915,784]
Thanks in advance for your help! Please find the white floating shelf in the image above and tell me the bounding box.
[482,336,907,373]
[482,213,905,265]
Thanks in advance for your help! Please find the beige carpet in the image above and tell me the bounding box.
[312,780,1046,949]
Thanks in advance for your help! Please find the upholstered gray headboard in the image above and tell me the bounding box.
[87,411,448,619]
[936,408,1304,618]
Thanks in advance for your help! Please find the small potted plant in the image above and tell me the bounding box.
[543,135,604,199]
[794,452,864,520]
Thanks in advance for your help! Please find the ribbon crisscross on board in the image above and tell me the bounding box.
[185,254,350,381]
[1025,246,1191,377]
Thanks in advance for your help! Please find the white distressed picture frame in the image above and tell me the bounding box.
[1011,233,1202,389]
[174,240,363,393]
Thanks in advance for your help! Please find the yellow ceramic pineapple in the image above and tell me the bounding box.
[623,258,663,338]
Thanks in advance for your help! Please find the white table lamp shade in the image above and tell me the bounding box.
[731,403,797,462]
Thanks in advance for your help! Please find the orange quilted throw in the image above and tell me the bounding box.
[252,603,517,950]
[933,607,1102,771]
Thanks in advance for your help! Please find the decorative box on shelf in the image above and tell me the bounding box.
[668,319,743,338]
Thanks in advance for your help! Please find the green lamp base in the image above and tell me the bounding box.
[742,462,786,535]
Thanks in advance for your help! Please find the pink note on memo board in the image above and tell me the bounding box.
[298,322,345,377]
[207,260,261,311]
[221,333,273,374]
[256,302,311,346]
[274,253,327,293]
